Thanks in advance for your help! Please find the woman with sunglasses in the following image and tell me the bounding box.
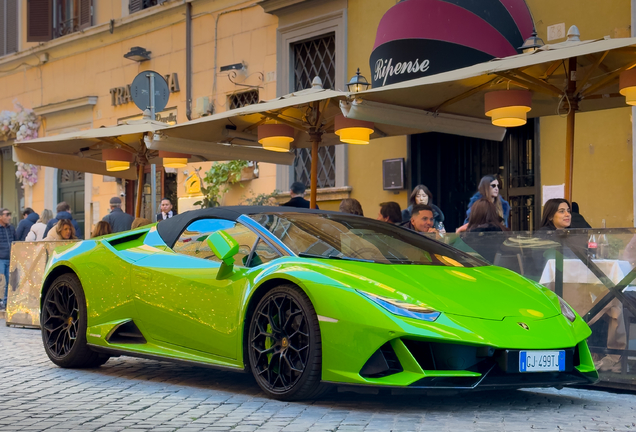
[457,175,510,232]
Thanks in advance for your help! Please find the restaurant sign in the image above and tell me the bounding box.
[370,0,534,88]
[110,73,180,106]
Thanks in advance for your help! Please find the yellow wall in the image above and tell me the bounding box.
[347,0,409,216]
[540,108,633,227]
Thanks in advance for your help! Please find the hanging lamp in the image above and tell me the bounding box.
[258,124,294,152]
[484,90,532,127]
[102,148,134,172]
[619,69,636,105]
[159,151,189,168]
[334,115,374,144]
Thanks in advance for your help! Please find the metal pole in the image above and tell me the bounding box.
[135,163,144,218]
[148,72,157,221]
[310,139,319,209]
[564,57,578,203]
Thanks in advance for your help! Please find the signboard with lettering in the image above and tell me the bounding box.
[369,0,534,88]
[110,73,180,107]
[117,107,178,125]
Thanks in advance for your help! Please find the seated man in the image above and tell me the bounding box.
[401,204,437,234]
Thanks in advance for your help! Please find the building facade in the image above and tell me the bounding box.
[0,0,633,234]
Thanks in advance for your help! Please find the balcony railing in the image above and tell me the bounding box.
[54,16,79,38]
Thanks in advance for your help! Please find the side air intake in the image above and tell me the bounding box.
[106,321,147,344]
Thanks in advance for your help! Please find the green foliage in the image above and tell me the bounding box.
[241,190,281,206]
[193,160,249,208]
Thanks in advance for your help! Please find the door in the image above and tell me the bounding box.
[409,119,538,231]
[58,170,85,236]
[131,218,261,359]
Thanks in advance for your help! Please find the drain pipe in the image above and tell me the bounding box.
[633,0,636,226]
[185,1,193,120]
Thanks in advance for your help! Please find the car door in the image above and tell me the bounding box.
[131,218,260,359]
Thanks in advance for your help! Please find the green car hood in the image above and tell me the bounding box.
[312,260,560,321]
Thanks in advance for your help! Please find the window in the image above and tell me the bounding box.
[228,90,259,110]
[0,0,18,56]
[173,218,280,267]
[129,0,157,14]
[292,33,337,189]
[26,0,92,42]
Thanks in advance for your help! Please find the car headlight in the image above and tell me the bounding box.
[357,290,441,322]
[558,296,576,322]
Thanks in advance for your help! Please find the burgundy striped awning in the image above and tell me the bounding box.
[370,0,534,87]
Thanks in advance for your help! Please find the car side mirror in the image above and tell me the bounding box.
[207,230,239,278]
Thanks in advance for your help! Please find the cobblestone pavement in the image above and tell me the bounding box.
[1,320,635,432]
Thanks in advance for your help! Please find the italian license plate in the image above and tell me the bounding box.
[519,350,565,372]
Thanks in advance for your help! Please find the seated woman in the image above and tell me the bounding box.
[91,221,112,238]
[539,198,572,230]
[44,219,78,241]
[461,199,508,263]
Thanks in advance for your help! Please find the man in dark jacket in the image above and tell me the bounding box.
[44,202,82,239]
[102,197,134,233]
[570,202,592,229]
[156,198,178,222]
[0,208,16,310]
[400,204,438,234]
[16,208,39,241]
[281,182,318,209]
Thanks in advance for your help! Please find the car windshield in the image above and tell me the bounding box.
[250,213,485,267]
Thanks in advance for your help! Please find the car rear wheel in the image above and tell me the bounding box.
[41,273,109,368]
[248,284,327,400]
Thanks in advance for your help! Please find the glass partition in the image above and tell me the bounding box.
[431,228,636,390]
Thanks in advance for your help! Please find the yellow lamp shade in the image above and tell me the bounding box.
[334,115,374,144]
[619,69,636,105]
[484,90,532,127]
[258,124,294,152]
[105,160,131,171]
[159,151,190,168]
[102,148,134,172]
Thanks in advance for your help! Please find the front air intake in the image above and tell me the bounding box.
[360,343,403,378]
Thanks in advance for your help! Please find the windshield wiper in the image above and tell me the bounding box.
[298,252,375,263]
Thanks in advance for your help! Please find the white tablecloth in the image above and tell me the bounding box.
[540,259,635,291]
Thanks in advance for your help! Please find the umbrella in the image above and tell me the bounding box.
[352,34,636,202]
[157,81,504,208]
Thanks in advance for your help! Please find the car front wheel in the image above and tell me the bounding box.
[248,284,327,400]
[41,273,109,368]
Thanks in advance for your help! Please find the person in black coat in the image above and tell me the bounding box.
[569,201,591,229]
[15,208,39,241]
[102,197,134,233]
[280,182,318,209]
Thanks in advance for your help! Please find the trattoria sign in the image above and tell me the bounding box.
[110,73,180,106]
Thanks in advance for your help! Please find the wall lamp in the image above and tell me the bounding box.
[124,46,152,62]
[220,62,245,72]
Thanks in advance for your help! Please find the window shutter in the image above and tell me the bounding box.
[79,0,92,30]
[129,0,143,13]
[27,0,52,42]
[6,0,18,53]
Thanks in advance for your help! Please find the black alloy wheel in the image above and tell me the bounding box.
[248,285,326,400]
[41,273,109,368]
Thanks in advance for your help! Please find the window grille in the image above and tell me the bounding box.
[292,33,336,188]
[229,90,259,110]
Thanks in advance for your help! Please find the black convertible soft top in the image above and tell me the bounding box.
[156,206,342,248]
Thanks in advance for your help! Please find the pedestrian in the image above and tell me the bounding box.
[280,182,317,209]
[401,185,444,225]
[44,202,82,239]
[377,202,402,224]
[44,219,78,241]
[539,198,572,230]
[156,198,178,222]
[339,198,363,216]
[0,208,16,309]
[132,217,152,229]
[26,209,53,241]
[466,199,508,233]
[458,175,510,232]
[15,208,39,241]
[102,197,134,233]
[570,201,591,228]
[401,204,437,234]
[92,221,112,238]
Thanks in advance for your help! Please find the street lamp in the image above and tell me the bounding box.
[518,29,545,53]
[347,68,371,93]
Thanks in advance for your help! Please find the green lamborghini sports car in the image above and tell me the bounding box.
[40,207,598,400]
